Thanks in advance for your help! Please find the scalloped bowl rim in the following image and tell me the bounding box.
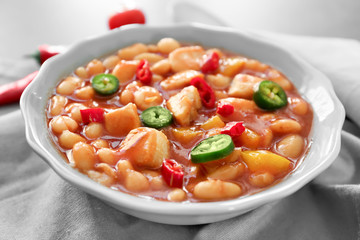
[20,23,345,224]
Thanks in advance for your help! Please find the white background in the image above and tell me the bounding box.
[1,0,359,60]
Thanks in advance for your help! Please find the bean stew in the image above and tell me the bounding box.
[46,38,313,202]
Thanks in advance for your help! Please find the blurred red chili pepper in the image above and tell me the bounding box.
[161,159,184,188]
[108,9,146,30]
[190,77,216,108]
[201,52,220,74]
[221,122,245,138]
[80,108,105,124]
[0,71,38,105]
[217,102,234,116]
[30,44,65,65]
[136,59,152,84]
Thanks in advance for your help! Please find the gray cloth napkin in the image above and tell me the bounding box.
[1,32,360,240]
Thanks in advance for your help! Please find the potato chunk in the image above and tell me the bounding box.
[219,57,246,77]
[228,74,263,99]
[118,127,170,169]
[112,60,139,84]
[104,103,141,136]
[167,86,202,126]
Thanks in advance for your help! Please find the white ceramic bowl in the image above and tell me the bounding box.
[20,23,345,225]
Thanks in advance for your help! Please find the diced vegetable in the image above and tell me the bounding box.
[191,134,234,163]
[136,59,152,84]
[104,103,141,136]
[190,77,215,108]
[220,122,245,138]
[201,115,225,130]
[201,52,220,74]
[240,150,291,175]
[80,108,105,124]
[253,80,288,110]
[166,86,202,126]
[161,159,184,188]
[91,74,119,95]
[119,127,170,169]
[140,106,173,129]
[219,58,245,77]
[216,102,234,116]
[171,127,203,144]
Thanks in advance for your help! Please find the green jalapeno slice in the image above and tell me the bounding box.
[253,80,288,110]
[91,74,119,95]
[191,134,235,163]
[140,106,173,129]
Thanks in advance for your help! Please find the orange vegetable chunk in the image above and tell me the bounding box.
[241,150,291,175]
[104,103,141,136]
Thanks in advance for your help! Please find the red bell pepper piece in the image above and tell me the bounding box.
[221,122,245,138]
[31,44,64,65]
[161,159,184,188]
[217,102,234,116]
[136,59,152,84]
[0,71,38,106]
[201,52,220,74]
[108,9,146,30]
[190,77,216,108]
[80,108,105,124]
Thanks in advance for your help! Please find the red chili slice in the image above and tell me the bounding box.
[0,71,38,105]
[201,52,220,74]
[161,159,184,188]
[190,77,216,108]
[80,108,105,124]
[136,59,152,84]
[221,122,245,138]
[108,9,146,30]
[217,102,234,116]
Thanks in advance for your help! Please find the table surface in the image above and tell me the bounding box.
[1,0,360,61]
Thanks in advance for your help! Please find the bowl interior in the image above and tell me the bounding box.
[20,23,344,225]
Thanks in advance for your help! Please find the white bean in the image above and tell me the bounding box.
[50,116,79,135]
[56,77,82,95]
[72,142,96,171]
[49,95,67,116]
[167,188,187,202]
[84,122,103,139]
[124,170,150,192]
[59,130,86,149]
[270,119,302,134]
[276,134,304,158]
[193,179,242,200]
[97,148,117,165]
[157,38,180,54]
